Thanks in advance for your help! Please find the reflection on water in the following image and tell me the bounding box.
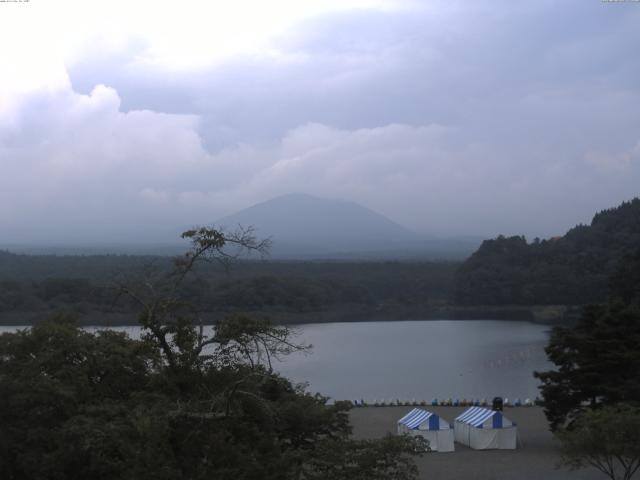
[0,320,552,402]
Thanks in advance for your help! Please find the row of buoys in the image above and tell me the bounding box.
[352,397,543,407]
[479,345,546,370]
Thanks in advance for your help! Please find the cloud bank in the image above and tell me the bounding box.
[1,0,639,243]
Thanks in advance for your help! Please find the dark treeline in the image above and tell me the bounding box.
[454,198,640,306]
[0,252,457,324]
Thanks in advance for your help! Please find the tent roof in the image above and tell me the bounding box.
[455,407,506,427]
[398,408,436,429]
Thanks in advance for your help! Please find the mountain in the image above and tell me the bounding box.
[454,198,640,305]
[2,194,480,259]
[216,193,479,259]
[216,193,417,257]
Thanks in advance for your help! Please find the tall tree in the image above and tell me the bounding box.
[535,248,640,431]
[535,303,640,430]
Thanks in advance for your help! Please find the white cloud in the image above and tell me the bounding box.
[1,0,410,75]
[2,69,640,243]
[585,142,640,173]
[1,0,640,243]
[0,79,214,240]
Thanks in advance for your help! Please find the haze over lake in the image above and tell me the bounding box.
[1,320,550,401]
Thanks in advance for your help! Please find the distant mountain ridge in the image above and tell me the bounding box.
[216,193,479,259]
[454,198,640,305]
[217,193,419,251]
[1,194,480,259]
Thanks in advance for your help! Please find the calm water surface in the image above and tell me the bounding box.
[0,320,551,402]
[276,320,551,402]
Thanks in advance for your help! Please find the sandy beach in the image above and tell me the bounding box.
[349,406,603,480]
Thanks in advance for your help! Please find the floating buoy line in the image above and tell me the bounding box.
[347,397,543,407]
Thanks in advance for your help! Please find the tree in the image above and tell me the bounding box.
[609,248,640,306]
[534,302,640,431]
[535,246,640,430]
[454,198,640,307]
[0,226,424,480]
[0,315,161,480]
[557,404,640,480]
[301,436,422,480]
[112,226,273,376]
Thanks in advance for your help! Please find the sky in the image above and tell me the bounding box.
[1,0,639,244]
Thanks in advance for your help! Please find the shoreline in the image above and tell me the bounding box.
[349,406,600,480]
[0,304,581,327]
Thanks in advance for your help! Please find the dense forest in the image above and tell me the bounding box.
[0,253,457,325]
[454,198,640,305]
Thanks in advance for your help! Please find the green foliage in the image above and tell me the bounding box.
[0,227,422,480]
[455,198,640,305]
[0,254,456,322]
[0,316,420,480]
[0,315,159,480]
[535,302,640,430]
[535,248,640,431]
[610,249,640,306]
[212,275,356,311]
[557,405,640,480]
[214,313,310,370]
[301,435,422,480]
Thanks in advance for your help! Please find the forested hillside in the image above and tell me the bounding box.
[454,198,640,305]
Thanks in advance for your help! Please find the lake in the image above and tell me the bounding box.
[0,320,552,402]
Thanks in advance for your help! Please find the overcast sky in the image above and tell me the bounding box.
[1,0,639,244]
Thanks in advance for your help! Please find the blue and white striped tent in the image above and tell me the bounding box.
[397,408,454,452]
[454,407,516,450]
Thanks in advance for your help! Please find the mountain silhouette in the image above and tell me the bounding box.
[216,193,478,259]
